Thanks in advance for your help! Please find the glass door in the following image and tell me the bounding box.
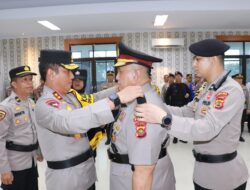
[224,57,242,76]
[71,43,117,93]
[96,59,116,91]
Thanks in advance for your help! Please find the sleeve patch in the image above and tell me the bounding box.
[215,92,229,99]
[46,100,60,109]
[213,91,229,109]
[0,110,6,121]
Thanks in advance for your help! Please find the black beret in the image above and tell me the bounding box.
[115,42,162,68]
[189,39,230,57]
[39,49,78,70]
[9,66,37,81]
[73,69,87,81]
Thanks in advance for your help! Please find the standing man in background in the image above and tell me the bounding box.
[100,70,116,90]
[232,73,250,142]
[0,66,43,190]
[186,74,195,101]
[165,71,190,143]
[135,39,249,190]
[161,74,169,100]
[35,49,143,190]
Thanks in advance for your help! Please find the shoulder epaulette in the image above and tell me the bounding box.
[53,92,63,101]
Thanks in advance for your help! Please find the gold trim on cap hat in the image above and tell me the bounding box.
[114,58,137,67]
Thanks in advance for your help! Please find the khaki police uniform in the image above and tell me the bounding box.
[0,91,40,189]
[107,42,175,190]
[165,72,249,189]
[35,85,115,190]
[109,84,175,190]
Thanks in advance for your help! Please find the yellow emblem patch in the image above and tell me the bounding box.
[24,66,30,71]
[0,110,6,121]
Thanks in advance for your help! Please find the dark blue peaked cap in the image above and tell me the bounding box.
[189,39,230,57]
[115,42,162,68]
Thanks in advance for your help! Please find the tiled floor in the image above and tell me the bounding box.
[38,130,250,190]
[1,131,250,190]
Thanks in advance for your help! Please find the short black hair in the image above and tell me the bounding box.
[39,62,60,82]
[168,73,175,78]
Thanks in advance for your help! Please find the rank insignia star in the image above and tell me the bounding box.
[53,92,63,100]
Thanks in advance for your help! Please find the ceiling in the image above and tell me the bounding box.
[0,0,250,39]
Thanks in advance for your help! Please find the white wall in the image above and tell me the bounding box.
[0,30,249,101]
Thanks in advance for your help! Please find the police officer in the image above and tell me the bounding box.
[108,43,175,190]
[72,69,87,94]
[135,39,249,190]
[100,70,116,90]
[232,73,250,142]
[0,66,43,190]
[34,49,143,190]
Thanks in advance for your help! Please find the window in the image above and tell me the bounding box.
[217,35,250,83]
[64,37,122,92]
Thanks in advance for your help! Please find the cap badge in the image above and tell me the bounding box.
[24,66,30,71]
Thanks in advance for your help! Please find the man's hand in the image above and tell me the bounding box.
[1,172,14,185]
[117,86,143,104]
[135,103,166,124]
[37,155,44,162]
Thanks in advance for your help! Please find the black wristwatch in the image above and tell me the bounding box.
[108,93,121,108]
[161,114,172,129]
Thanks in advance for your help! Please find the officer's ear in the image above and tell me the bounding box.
[47,68,56,80]
[210,56,218,65]
[11,80,17,90]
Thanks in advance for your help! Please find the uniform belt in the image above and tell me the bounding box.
[192,149,237,163]
[63,133,87,138]
[107,148,167,164]
[6,141,39,152]
[47,148,93,170]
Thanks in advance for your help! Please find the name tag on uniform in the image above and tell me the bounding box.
[14,111,25,117]
[202,100,211,106]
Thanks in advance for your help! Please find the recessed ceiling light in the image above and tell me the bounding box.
[37,20,61,31]
[154,15,168,27]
